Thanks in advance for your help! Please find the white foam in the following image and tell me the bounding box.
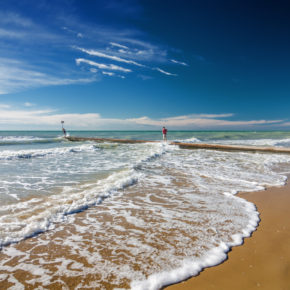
[180,137,201,143]
[0,143,98,160]
[0,136,45,142]
[213,137,290,147]
[127,149,286,289]
[130,198,260,290]
[0,143,168,247]
[1,136,290,289]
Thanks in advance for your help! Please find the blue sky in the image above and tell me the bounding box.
[0,0,290,130]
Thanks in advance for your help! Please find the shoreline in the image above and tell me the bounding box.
[166,181,290,290]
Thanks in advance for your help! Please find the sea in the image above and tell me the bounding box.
[1,130,290,289]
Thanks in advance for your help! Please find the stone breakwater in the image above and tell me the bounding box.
[66,136,290,154]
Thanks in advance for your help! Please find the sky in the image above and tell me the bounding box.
[0,0,290,130]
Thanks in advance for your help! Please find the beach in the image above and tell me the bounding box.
[1,131,290,289]
[166,180,290,290]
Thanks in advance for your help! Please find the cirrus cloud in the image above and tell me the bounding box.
[75,58,132,73]
[75,46,144,67]
[0,58,96,95]
[154,67,177,76]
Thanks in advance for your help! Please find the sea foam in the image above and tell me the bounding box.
[1,132,290,289]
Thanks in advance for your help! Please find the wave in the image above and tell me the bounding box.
[174,137,201,143]
[0,144,99,160]
[0,142,167,247]
[178,136,290,147]
[0,167,141,248]
[0,135,65,146]
[1,139,290,289]
[214,138,290,147]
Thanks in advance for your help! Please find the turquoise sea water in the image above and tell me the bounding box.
[1,130,290,289]
[1,130,290,142]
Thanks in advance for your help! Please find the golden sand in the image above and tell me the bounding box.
[1,175,289,289]
[166,182,290,290]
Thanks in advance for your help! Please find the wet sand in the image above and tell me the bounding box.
[1,173,289,289]
[166,181,290,290]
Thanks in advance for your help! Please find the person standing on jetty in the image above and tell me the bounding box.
[62,127,67,137]
[162,126,168,142]
[61,120,67,137]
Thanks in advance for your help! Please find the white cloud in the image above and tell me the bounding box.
[76,47,144,67]
[128,115,283,128]
[0,109,99,127]
[106,38,169,63]
[0,28,27,39]
[76,58,132,73]
[102,71,115,76]
[110,42,129,50]
[0,107,133,129]
[24,102,35,107]
[63,26,83,39]
[171,59,188,66]
[118,49,129,54]
[0,11,33,27]
[155,67,177,76]
[189,113,234,118]
[102,71,126,79]
[273,122,290,127]
[0,9,188,94]
[0,104,11,109]
[0,106,283,130]
[0,58,96,94]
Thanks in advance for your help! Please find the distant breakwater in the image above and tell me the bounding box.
[65,136,290,154]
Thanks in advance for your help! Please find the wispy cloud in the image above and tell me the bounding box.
[0,28,27,39]
[112,38,169,64]
[0,58,96,94]
[194,113,234,118]
[170,59,188,66]
[102,71,126,79]
[155,67,177,76]
[0,105,284,130]
[0,11,33,27]
[276,122,290,127]
[128,114,283,128]
[110,42,129,50]
[0,106,134,129]
[24,102,35,107]
[62,26,84,39]
[75,43,188,78]
[0,4,188,94]
[0,108,100,127]
[0,104,11,109]
[76,46,144,67]
[75,58,132,73]
[102,71,115,76]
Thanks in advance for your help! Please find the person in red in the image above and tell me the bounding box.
[162,126,167,142]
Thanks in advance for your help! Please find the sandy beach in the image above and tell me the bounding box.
[1,131,290,289]
[166,180,290,290]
